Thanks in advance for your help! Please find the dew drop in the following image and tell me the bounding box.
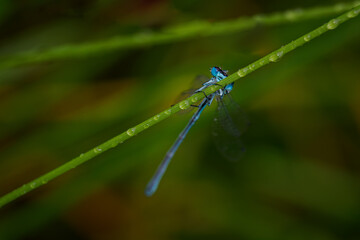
[154,114,160,121]
[237,67,248,77]
[94,147,102,153]
[269,54,278,62]
[79,153,84,158]
[249,64,256,70]
[30,182,37,188]
[127,128,136,136]
[269,51,283,62]
[144,123,150,128]
[165,109,172,115]
[327,19,339,30]
[191,96,198,102]
[179,100,190,110]
[41,180,48,184]
[260,60,265,66]
[347,9,359,18]
[304,34,311,42]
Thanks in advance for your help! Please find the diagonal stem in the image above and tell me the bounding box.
[0,4,359,208]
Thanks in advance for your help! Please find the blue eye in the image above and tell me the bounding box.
[211,66,219,77]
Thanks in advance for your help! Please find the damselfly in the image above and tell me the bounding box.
[145,66,248,196]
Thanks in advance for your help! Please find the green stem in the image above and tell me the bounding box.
[0,5,359,208]
[0,1,359,70]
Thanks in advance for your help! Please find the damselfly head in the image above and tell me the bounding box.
[210,66,220,77]
[210,66,228,78]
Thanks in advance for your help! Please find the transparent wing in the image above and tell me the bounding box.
[211,94,249,161]
[191,75,211,90]
[178,75,209,98]
[174,75,210,114]
[219,94,249,135]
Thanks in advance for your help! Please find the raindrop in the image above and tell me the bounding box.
[237,67,248,77]
[127,128,136,136]
[269,51,283,62]
[94,147,102,153]
[179,101,190,110]
[347,9,359,18]
[304,34,311,42]
[191,96,198,102]
[327,19,339,30]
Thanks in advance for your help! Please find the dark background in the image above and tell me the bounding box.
[0,0,360,239]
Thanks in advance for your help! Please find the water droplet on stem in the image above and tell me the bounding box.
[327,19,339,30]
[127,128,136,136]
[179,101,190,110]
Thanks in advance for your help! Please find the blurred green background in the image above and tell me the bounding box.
[0,0,360,239]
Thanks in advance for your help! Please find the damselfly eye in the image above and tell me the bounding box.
[210,67,219,77]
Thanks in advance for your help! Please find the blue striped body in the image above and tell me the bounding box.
[145,66,232,196]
